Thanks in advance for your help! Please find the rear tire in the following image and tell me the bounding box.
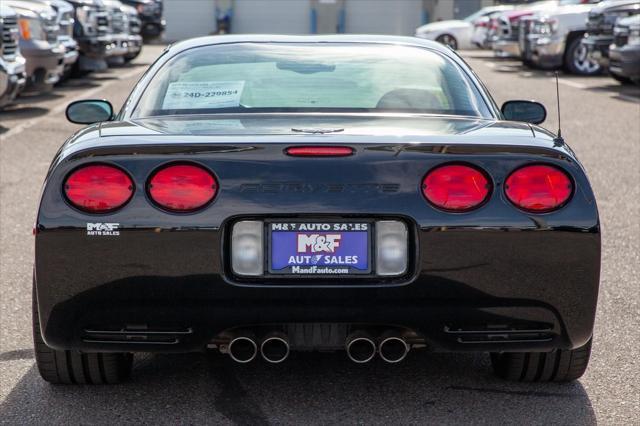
[70,61,92,78]
[490,339,592,382]
[33,278,133,384]
[436,34,458,50]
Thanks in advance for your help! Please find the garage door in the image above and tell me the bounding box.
[344,0,423,35]
[164,0,216,41]
[233,0,312,34]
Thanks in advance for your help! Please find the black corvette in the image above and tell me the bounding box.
[33,35,600,384]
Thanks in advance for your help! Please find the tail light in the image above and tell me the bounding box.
[64,164,134,213]
[148,163,218,212]
[422,164,491,212]
[505,164,572,213]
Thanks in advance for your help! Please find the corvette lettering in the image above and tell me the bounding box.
[240,183,399,193]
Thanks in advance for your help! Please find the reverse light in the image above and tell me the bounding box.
[376,221,408,276]
[422,164,491,212]
[148,163,218,212]
[505,164,572,212]
[64,164,134,213]
[286,146,354,157]
[231,221,264,276]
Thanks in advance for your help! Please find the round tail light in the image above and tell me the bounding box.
[148,163,218,212]
[505,164,572,212]
[64,164,134,213]
[422,164,491,211]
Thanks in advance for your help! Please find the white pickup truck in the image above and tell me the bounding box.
[523,2,602,75]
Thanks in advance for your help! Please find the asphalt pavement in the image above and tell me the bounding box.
[1,46,638,425]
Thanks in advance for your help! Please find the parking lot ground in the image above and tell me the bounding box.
[1,46,639,425]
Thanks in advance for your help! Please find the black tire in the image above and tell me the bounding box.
[436,34,458,50]
[70,61,92,78]
[490,339,592,382]
[610,72,633,85]
[33,279,133,384]
[564,37,601,76]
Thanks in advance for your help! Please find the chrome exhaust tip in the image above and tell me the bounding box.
[260,333,290,364]
[346,332,376,363]
[228,335,258,363]
[378,336,410,363]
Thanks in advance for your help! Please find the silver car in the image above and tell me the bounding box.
[4,0,65,93]
[0,3,27,107]
[43,0,80,77]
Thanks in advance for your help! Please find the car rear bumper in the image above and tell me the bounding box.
[35,224,600,354]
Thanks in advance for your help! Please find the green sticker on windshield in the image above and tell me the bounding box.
[162,81,245,110]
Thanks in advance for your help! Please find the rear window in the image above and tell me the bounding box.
[133,43,492,118]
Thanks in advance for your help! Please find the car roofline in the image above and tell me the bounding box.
[165,34,458,57]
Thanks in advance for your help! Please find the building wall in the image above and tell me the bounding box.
[163,0,492,41]
[164,0,217,41]
[432,0,454,22]
[232,0,312,34]
[344,0,423,35]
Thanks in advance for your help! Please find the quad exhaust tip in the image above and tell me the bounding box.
[346,332,377,363]
[227,330,409,364]
[260,333,290,364]
[228,336,258,363]
[378,336,410,363]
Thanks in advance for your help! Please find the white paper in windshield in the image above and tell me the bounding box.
[162,81,245,110]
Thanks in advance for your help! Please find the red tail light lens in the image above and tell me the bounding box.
[148,163,218,212]
[505,164,572,212]
[422,164,491,211]
[64,164,134,213]
[286,146,354,157]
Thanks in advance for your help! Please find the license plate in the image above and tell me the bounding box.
[268,221,371,275]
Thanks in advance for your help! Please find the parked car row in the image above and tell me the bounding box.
[417,0,640,85]
[0,0,163,109]
[582,0,640,83]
